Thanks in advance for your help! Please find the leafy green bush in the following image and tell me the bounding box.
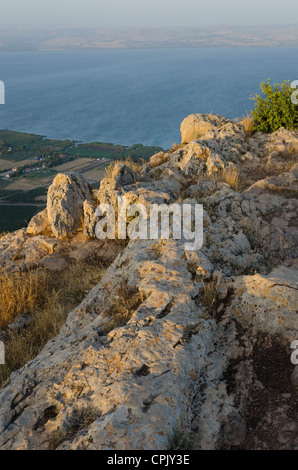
[251,79,298,133]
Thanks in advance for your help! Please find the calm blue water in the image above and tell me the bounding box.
[0,48,297,148]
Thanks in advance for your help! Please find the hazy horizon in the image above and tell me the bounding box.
[0,0,298,28]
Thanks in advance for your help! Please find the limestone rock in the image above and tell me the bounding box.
[113,163,137,187]
[26,209,50,236]
[180,113,226,143]
[47,173,92,239]
[83,199,98,239]
[227,266,298,342]
[149,151,169,168]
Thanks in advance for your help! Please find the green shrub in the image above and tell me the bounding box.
[251,79,298,133]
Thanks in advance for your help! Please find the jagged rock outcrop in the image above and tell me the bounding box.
[47,173,92,239]
[0,114,297,450]
[180,114,227,143]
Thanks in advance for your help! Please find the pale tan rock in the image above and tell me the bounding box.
[83,199,98,239]
[149,151,169,168]
[180,113,226,143]
[227,266,298,341]
[47,173,92,239]
[26,208,50,236]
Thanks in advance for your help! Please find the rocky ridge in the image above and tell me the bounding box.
[0,114,297,450]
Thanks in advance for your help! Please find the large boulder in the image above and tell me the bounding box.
[227,266,298,342]
[180,113,226,143]
[47,173,92,239]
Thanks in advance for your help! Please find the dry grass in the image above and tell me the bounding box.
[105,156,144,178]
[216,167,240,191]
[200,276,221,317]
[242,114,254,137]
[0,268,47,330]
[0,261,106,387]
[125,156,145,174]
[103,277,144,333]
[169,143,184,154]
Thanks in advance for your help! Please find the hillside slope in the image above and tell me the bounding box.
[0,114,297,450]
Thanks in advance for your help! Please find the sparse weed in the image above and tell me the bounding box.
[103,277,144,334]
[200,276,221,317]
[105,156,144,179]
[49,407,99,450]
[216,167,240,191]
[168,426,198,450]
[242,114,254,137]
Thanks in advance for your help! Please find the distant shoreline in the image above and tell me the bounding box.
[2,44,298,54]
[1,25,298,52]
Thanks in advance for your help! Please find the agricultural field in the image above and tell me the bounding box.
[0,130,74,162]
[0,159,15,171]
[25,169,58,181]
[0,129,163,232]
[66,142,163,161]
[82,165,109,182]
[0,205,40,233]
[54,157,95,172]
[66,142,125,159]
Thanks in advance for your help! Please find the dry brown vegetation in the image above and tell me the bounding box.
[49,406,100,450]
[216,167,240,191]
[0,268,47,330]
[200,276,221,317]
[169,143,185,154]
[105,156,145,178]
[242,114,255,137]
[0,261,106,387]
[103,277,144,333]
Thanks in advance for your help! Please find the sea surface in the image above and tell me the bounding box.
[0,47,298,148]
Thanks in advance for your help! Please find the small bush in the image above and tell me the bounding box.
[251,79,298,133]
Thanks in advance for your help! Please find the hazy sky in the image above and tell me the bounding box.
[1,0,298,28]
